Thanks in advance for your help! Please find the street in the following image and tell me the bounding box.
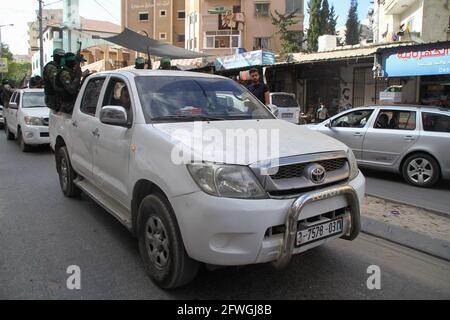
[364,169,450,215]
[1,131,449,300]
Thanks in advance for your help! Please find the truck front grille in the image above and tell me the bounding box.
[270,158,347,180]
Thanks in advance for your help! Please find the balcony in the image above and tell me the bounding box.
[383,0,417,15]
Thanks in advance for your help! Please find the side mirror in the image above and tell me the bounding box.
[8,102,18,109]
[100,106,129,127]
[325,120,332,128]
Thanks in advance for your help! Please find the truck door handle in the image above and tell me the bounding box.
[92,128,100,137]
[72,121,78,128]
[404,135,415,141]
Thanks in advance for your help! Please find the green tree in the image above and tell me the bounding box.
[271,9,302,54]
[6,62,31,86]
[0,43,13,61]
[307,0,322,52]
[1,42,31,86]
[321,0,330,34]
[345,0,360,45]
[328,5,338,35]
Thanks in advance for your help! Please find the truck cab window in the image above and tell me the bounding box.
[80,78,106,116]
[103,79,133,119]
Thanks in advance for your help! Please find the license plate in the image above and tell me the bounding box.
[296,218,344,247]
[281,113,294,118]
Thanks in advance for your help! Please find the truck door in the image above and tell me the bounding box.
[92,77,133,207]
[9,92,21,135]
[69,77,106,180]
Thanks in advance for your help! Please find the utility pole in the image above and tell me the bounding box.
[38,0,44,76]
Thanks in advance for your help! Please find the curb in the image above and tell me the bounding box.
[361,216,450,261]
[365,193,449,218]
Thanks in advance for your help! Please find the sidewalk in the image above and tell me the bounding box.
[361,196,450,261]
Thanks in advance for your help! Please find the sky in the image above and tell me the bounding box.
[0,0,371,55]
[303,0,372,27]
[0,0,121,55]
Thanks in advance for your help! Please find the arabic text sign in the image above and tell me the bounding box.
[215,50,276,70]
[383,47,450,77]
[0,58,8,73]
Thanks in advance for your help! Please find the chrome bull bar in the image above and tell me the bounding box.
[272,184,361,269]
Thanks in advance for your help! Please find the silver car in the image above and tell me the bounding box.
[307,105,450,188]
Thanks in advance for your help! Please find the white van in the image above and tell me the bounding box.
[269,92,301,124]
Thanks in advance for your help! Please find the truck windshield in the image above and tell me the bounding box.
[22,92,46,108]
[135,76,275,122]
[272,94,298,108]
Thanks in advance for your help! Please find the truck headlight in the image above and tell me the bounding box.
[347,149,359,180]
[24,116,43,126]
[187,163,267,199]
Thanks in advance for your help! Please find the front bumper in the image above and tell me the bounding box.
[170,172,365,266]
[21,125,50,145]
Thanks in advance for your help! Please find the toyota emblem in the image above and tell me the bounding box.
[307,164,326,184]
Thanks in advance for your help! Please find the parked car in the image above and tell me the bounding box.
[306,105,450,187]
[268,92,301,124]
[0,104,4,129]
[50,70,365,289]
[4,88,50,152]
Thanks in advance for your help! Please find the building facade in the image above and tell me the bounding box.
[121,0,186,48]
[27,9,63,57]
[373,0,450,44]
[185,0,304,58]
[31,26,64,76]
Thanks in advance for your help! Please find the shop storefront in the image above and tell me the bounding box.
[380,42,450,108]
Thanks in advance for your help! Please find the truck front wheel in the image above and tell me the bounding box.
[138,194,199,289]
[57,146,81,197]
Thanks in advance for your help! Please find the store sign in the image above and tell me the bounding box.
[0,58,8,73]
[215,50,276,71]
[383,47,450,77]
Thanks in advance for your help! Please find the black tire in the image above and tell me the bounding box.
[138,194,199,289]
[5,122,14,140]
[18,129,32,153]
[56,146,81,197]
[402,153,440,188]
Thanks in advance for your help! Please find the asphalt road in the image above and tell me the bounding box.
[0,131,449,300]
[363,169,450,215]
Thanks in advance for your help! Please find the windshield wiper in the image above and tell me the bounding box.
[25,105,46,108]
[151,115,226,122]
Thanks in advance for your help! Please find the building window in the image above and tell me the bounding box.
[178,10,185,19]
[160,32,166,40]
[204,31,240,49]
[285,0,302,14]
[160,10,167,17]
[254,37,270,50]
[255,3,270,16]
[177,34,185,42]
[139,12,149,21]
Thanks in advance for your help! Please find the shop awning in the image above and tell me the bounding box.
[102,28,208,59]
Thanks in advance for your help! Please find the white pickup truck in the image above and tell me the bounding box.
[50,70,365,289]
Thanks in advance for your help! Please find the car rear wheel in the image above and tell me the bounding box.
[402,153,440,188]
[57,146,81,197]
[18,129,32,152]
[138,194,199,289]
